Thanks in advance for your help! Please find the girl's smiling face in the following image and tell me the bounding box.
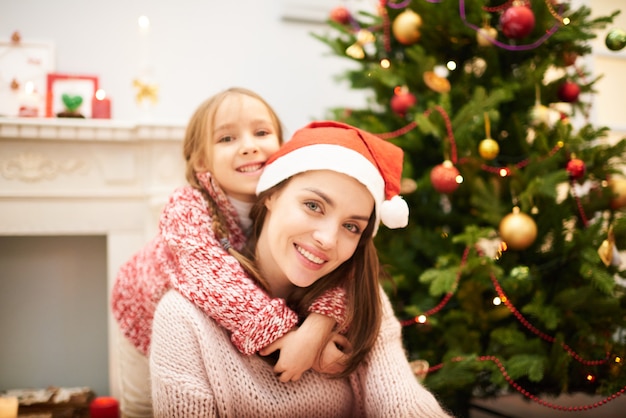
[207,94,281,202]
[255,170,374,298]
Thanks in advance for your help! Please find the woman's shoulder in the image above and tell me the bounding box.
[157,289,201,317]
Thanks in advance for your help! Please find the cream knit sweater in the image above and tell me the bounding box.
[150,289,453,417]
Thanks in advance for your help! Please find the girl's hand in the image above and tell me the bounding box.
[260,313,336,382]
[313,333,352,375]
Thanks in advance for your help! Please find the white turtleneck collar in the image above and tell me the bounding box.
[228,196,254,235]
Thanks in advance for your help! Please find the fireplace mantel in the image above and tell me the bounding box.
[0,117,187,235]
[0,117,187,397]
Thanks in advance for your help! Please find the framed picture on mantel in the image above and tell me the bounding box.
[0,34,55,117]
[46,73,99,118]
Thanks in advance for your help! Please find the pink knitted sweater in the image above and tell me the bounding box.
[111,172,346,356]
[150,288,453,417]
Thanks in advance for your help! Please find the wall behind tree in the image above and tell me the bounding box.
[2,0,369,136]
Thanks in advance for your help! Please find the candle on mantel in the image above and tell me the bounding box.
[138,15,151,70]
[0,396,18,418]
[89,396,119,418]
[92,89,112,119]
[18,81,40,117]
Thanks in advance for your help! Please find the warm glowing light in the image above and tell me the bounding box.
[95,89,107,100]
[138,15,150,30]
[563,18,570,25]
[499,168,509,177]
[586,374,596,382]
[24,81,35,94]
[417,315,427,323]
[455,175,464,184]
[380,58,391,69]
[616,356,622,363]
[446,61,457,71]
[493,297,502,306]
[500,296,507,303]
[433,65,449,78]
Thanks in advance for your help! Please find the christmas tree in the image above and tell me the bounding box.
[316,1,626,416]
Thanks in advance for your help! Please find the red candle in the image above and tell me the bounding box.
[89,396,119,418]
[92,89,112,119]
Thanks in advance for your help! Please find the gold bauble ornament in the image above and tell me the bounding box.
[392,10,422,45]
[477,26,497,47]
[498,207,538,250]
[400,177,418,194]
[529,103,560,128]
[478,138,499,160]
[609,178,626,210]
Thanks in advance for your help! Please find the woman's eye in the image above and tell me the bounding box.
[305,201,321,212]
[344,223,361,234]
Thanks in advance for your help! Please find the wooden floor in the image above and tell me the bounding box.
[469,393,626,417]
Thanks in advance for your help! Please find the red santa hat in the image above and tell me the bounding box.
[256,120,409,234]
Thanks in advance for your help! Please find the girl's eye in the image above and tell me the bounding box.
[218,135,234,143]
[255,129,270,137]
[344,223,361,234]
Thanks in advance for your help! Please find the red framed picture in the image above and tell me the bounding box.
[46,73,99,118]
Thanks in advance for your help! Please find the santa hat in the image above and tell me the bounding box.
[256,120,409,234]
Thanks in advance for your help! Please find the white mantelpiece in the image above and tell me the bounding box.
[0,117,187,397]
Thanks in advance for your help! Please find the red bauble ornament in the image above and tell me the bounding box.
[500,5,535,39]
[430,161,461,194]
[558,81,580,102]
[330,6,351,25]
[566,158,586,180]
[390,91,417,116]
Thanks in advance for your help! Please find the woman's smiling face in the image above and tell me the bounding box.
[255,169,374,298]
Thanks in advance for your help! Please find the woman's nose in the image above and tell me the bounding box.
[312,223,338,249]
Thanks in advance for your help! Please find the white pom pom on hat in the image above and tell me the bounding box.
[380,195,410,229]
[256,120,409,234]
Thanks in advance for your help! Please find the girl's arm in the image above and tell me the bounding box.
[161,187,298,354]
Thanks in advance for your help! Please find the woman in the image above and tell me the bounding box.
[149,121,452,417]
[112,89,346,417]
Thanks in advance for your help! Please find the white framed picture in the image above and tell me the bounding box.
[0,36,55,117]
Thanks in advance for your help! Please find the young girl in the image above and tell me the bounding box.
[149,121,452,417]
[111,88,346,417]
